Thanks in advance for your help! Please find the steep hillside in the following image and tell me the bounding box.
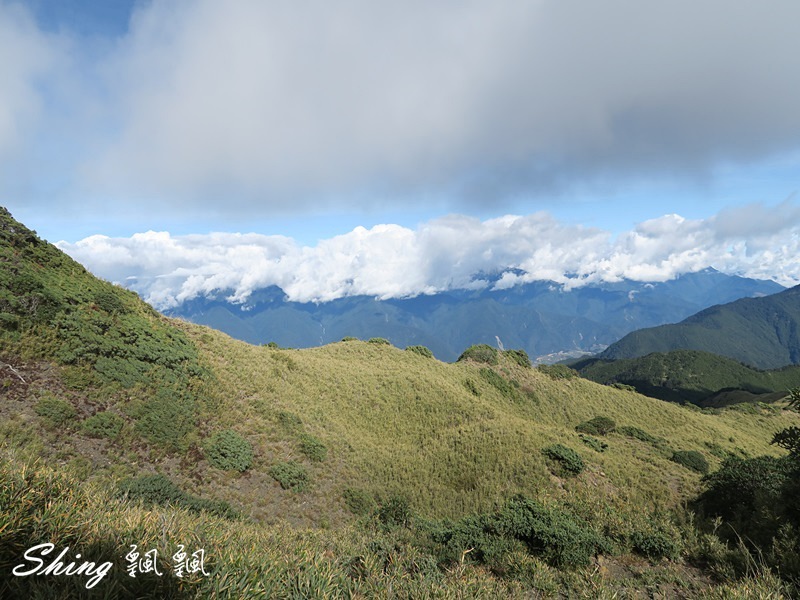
[574,349,800,405]
[3,207,800,597]
[165,269,783,362]
[601,285,800,369]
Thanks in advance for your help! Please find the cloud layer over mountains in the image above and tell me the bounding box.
[2,1,800,213]
[58,203,800,309]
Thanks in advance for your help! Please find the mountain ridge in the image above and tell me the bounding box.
[601,284,800,369]
[165,272,784,362]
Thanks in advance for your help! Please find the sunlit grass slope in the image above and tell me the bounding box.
[183,324,799,525]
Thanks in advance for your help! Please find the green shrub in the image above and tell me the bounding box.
[276,410,303,431]
[630,530,679,560]
[537,364,578,380]
[269,461,309,491]
[579,434,608,453]
[34,396,76,427]
[428,495,609,569]
[298,433,327,462]
[367,337,391,345]
[671,450,709,474]
[697,456,792,522]
[479,367,516,399]
[133,388,196,451]
[341,336,359,342]
[93,290,126,314]
[377,495,412,528]
[342,487,376,516]
[575,416,616,436]
[463,378,480,396]
[457,344,498,365]
[204,430,254,472]
[118,473,237,519]
[618,425,665,446]
[610,382,636,392]
[542,444,585,476]
[81,411,124,439]
[503,349,531,368]
[405,345,434,359]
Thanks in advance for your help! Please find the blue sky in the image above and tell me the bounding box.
[3,1,800,304]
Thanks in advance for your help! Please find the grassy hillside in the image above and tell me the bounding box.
[574,349,800,405]
[2,206,799,597]
[601,285,800,369]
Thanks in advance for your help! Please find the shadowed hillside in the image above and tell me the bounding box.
[601,285,800,369]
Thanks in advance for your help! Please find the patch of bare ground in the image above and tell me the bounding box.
[594,554,713,599]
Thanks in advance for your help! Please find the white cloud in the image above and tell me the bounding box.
[57,203,800,309]
[0,3,59,159]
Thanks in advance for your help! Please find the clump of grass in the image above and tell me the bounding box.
[368,337,391,345]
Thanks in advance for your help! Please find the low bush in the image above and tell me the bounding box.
[542,444,585,476]
[341,336,359,342]
[503,349,531,368]
[269,461,309,491]
[204,430,254,472]
[298,433,327,462]
[34,396,76,427]
[378,495,412,528]
[537,364,578,380]
[457,344,499,365]
[343,487,376,516]
[671,450,709,474]
[575,416,616,436]
[118,473,237,519]
[405,345,434,359]
[479,368,517,399]
[463,378,480,396]
[579,434,608,453]
[368,337,391,345]
[81,411,124,439]
[429,495,610,569]
[630,530,680,560]
[618,425,665,447]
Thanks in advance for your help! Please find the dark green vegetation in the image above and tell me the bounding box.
[204,430,254,472]
[575,349,800,405]
[2,208,799,597]
[601,285,800,369]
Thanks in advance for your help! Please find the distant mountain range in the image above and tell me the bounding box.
[601,284,800,369]
[165,269,783,362]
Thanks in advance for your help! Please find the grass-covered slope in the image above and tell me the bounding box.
[574,349,800,405]
[601,285,800,369]
[3,206,800,597]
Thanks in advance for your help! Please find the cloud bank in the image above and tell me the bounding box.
[3,1,800,214]
[57,203,800,309]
